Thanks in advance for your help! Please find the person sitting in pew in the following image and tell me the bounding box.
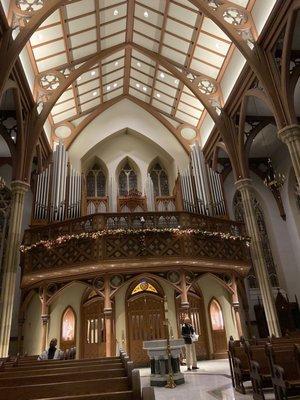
[38,338,63,360]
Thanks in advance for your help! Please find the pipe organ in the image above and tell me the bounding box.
[145,173,155,212]
[180,142,226,217]
[33,142,82,223]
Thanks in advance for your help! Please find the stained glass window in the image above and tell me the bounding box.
[62,307,76,342]
[150,163,169,196]
[119,162,137,196]
[86,164,106,197]
[210,299,224,331]
[233,191,279,288]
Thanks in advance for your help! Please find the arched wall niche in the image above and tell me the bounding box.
[116,156,141,195]
[147,157,170,197]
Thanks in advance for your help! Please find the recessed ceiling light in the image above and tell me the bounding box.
[143,86,147,92]
[137,62,141,67]
[216,43,221,49]
[160,72,165,79]
[144,10,149,18]
[113,82,117,88]
[77,76,82,81]
[114,61,119,67]
[107,85,111,91]
[136,83,140,88]
[175,79,179,84]
[37,33,43,40]
[93,91,97,96]
[114,9,119,16]
[91,70,96,76]
[156,93,161,98]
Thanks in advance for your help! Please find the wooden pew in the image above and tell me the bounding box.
[228,336,251,393]
[266,343,300,400]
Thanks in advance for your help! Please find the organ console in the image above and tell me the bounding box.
[32,142,226,225]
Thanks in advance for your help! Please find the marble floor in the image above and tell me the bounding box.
[139,359,275,400]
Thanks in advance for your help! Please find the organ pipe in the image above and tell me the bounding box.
[145,173,155,211]
[33,142,82,223]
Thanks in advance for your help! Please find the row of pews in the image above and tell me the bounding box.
[0,350,155,400]
[228,334,300,400]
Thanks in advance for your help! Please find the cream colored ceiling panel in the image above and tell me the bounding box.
[161,46,186,66]
[131,70,153,86]
[130,78,150,94]
[133,32,159,53]
[100,18,127,37]
[77,68,99,85]
[56,89,74,104]
[153,90,173,106]
[37,54,68,72]
[72,43,97,60]
[81,98,101,112]
[52,98,76,115]
[178,0,199,11]
[134,20,161,42]
[197,32,230,56]
[101,0,124,8]
[201,17,230,41]
[193,47,224,68]
[231,0,249,6]
[152,99,172,115]
[156,69,178,87]
[68,15,96,34]
[53,108,77,124]
[103,68,124,84]
[165,18,194,41]
[103,49,125,62]
[104,78,123,93]
[168,3,197,26]
[175,110,198,126]
[131,51,156,66]
[180,89,204,109]
[66,0,95,19]
[163,33,190,54]
[40,10,60,28]
[132,61,155,77]
[33,39,65,60]
[189,59,219,79]
[102,58,125,75]
[155,81,177,98]
[138,0,165,13]
[70,29,97,48]
[100,3,127,20]
[177,102,202,119]
[161,114,180,129]
[77,80,99,95]
[135,3,164,28]
[129,88,150,103]
[31,25,63,47]
[103,87,123,101]
[101,32,126,49]
[79,90,100,104]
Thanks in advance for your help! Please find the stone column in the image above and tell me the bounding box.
[231,274,243,339]
[40,287,49,352]
[180,271,189,309]
[104,276,112,357]
[0,181,29,357]
[278,125,300,187]
[235,179,280,337]
[17,316,25,354]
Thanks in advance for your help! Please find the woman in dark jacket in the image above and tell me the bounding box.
[181,317,198,371]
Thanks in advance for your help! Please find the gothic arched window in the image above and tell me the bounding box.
[209,299,224,331]
[119,162,137,196]
[233,191,279,288]
[86,164,106,197]
[150,163,169,197]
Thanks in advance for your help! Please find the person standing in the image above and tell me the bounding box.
[181,316,198,371]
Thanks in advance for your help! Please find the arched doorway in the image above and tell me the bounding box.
[80,289,113,358]
[126,278,166,364]
[60,306,76,351]
[209,298,227,358]
[176,290,210,359]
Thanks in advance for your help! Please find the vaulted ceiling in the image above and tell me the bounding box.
[7,0,266,148]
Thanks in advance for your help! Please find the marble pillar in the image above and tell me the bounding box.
[0,181,29,357]
[104,276,112,357]
[235,179,280,337]
[278,125,300,187]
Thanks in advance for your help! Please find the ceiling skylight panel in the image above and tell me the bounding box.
[135,3,164,27]
[156,69,179,88]
[72,43,97,60]
[66,0,95,19]
[131,70,153,86]
[81,98,101,112]
[177,102,202,119]
[175,110,199,126]
[52,98,76,115]
[197,32,230,56]
[161,46,187,65]
[155,81,177,98]
[53,108,77,124]
[104,87,123,101]
[39,10,60,28]
[192,47,225,68]
[77,80,99,95]
[36,54,68,72]
[31,25,63,47]
[131,51,156,66]
[68,15,96,34]
[33,39,65,60]
[180,88,204,110]
[137,0,165,13]
[168,2,198,26]
[134,19,161,42]
[102,68,124,84]
[78,90,100,104]
[55,90,74,104]
[100,18,127,37]
[190,59,219,79]
[100,3,127,20]
[129,88,150,103]
[101,32,126,49]
[102,58,125,74]
[69,30,97,48]
[152,99,173,115]
[165,19,194,41]
[201,18,231,41]
[133,32,159,53]
[101,0,124,7]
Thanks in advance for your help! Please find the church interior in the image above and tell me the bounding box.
[0,0,300,399]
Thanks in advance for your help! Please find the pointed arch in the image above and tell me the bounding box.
[116,156,141,196]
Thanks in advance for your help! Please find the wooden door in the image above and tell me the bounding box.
[128,294,165,364]
[176,294,209,359]
[81,299,105,358]
[209,298,227,358]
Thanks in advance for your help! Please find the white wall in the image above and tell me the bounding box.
[23,292,42,356]
[68,99,189,172]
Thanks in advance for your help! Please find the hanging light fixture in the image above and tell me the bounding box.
[264,158,286,190]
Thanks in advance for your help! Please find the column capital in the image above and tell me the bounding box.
[234,178,253,191]
[41,314,49,325]
[10,180,30,194]
[104,308,113,317]
[180,301,189,309]
[278,124,300,144]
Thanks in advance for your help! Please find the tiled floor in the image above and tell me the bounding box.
[139,359,275,400]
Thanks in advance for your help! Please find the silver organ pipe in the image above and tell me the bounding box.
[145,173,155,211]
[180,168,195,212]
[206,165,225,217]
[33,142,82,223]
[191,143,209,215]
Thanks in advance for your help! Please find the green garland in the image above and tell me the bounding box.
[20,227,250,253]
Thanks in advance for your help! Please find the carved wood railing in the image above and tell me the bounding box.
[155,196,176,212]
[86,197,109,214]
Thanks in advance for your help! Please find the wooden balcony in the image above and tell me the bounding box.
[21,211,250,288]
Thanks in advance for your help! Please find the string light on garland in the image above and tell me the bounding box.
[20,228,250,253]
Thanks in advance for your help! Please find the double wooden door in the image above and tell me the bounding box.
[176,294,209,359]
[127,294,165,364]
[81,298,106,358]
